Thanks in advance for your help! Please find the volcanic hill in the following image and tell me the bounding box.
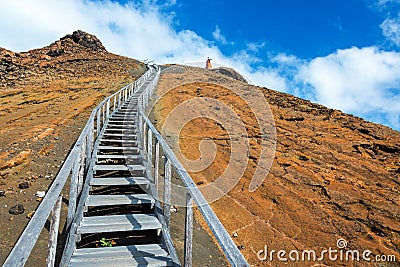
[152,65,400,266]
[0,31,399,267]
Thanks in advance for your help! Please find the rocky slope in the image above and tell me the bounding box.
[0,30,146,264]
[152,65,400,266]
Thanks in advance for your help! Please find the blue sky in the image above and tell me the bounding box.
[0,0,399,130]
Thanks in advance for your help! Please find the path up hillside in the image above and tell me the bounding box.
[0,30,146,265]
[152,65,400,267]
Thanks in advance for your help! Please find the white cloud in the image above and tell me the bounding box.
[381,17,400,46]
[0,0,283,93]
[296,46,400,129]
[212,25,228,45]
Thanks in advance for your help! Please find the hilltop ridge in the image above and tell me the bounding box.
[0,30,144,87]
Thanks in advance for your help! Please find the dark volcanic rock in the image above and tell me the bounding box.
[211,67,248,83]
[18,181,29,189]
[61,30,106,52]
[9,204,24,215]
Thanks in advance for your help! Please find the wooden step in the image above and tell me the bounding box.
[99,139,138,144]
[93,165,145,172]
[101,133,137,138]
[106,120,136,123]
[96,154,141,160]
[69,256,172,267]
[77,214,162,234]
[90,177,149,186]
[97,146,139,151]
[114,111,137,114]
[110,115,137,118]
[85,194,154,207]
[71,243,168,259]
[104,129,137,133]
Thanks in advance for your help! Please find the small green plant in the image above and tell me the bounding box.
[99,237,113,247]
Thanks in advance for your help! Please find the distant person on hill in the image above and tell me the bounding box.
[206,57,212,69]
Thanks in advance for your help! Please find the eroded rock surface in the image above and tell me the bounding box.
[153,65,400,267]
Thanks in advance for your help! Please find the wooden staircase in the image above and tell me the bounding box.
[3,64,249,267]
[68,94,174,266]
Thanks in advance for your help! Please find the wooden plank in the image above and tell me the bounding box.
[99,139,137,144]
[46,196,62,267]
[68,256,173,267]
[106,124,137,128]
[85,194,154,207]
[72,244,167,259]
[101,133,137,138]
[107,121,136,124]
[90,177,149,186]
[184,193,193,267]
[114,109,137,112]
[81,213,158,224]
[96,154,140,159]
[97,146,139,150]
[93,164,145,172]
[110,114,137,118]
[104,128,137,132]
[77,214,162,234]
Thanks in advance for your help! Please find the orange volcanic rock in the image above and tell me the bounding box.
[152,65,400,267]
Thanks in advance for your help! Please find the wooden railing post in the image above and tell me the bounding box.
[78,138,86,195]
[96,109,100,138]
[147,129,153,172]
[138,115,143,148]
[143,123,147,156]
[106,99,110,118]
[46,196,62,267]
[86,124,93,170]
[102,105,105,125]
[67,155,79,228]
[154,141,160,198]
[184,193,193,267]
[164,158,171,229]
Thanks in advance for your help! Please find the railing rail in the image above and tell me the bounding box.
[137,66,249,267]
[3,65,155,267]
